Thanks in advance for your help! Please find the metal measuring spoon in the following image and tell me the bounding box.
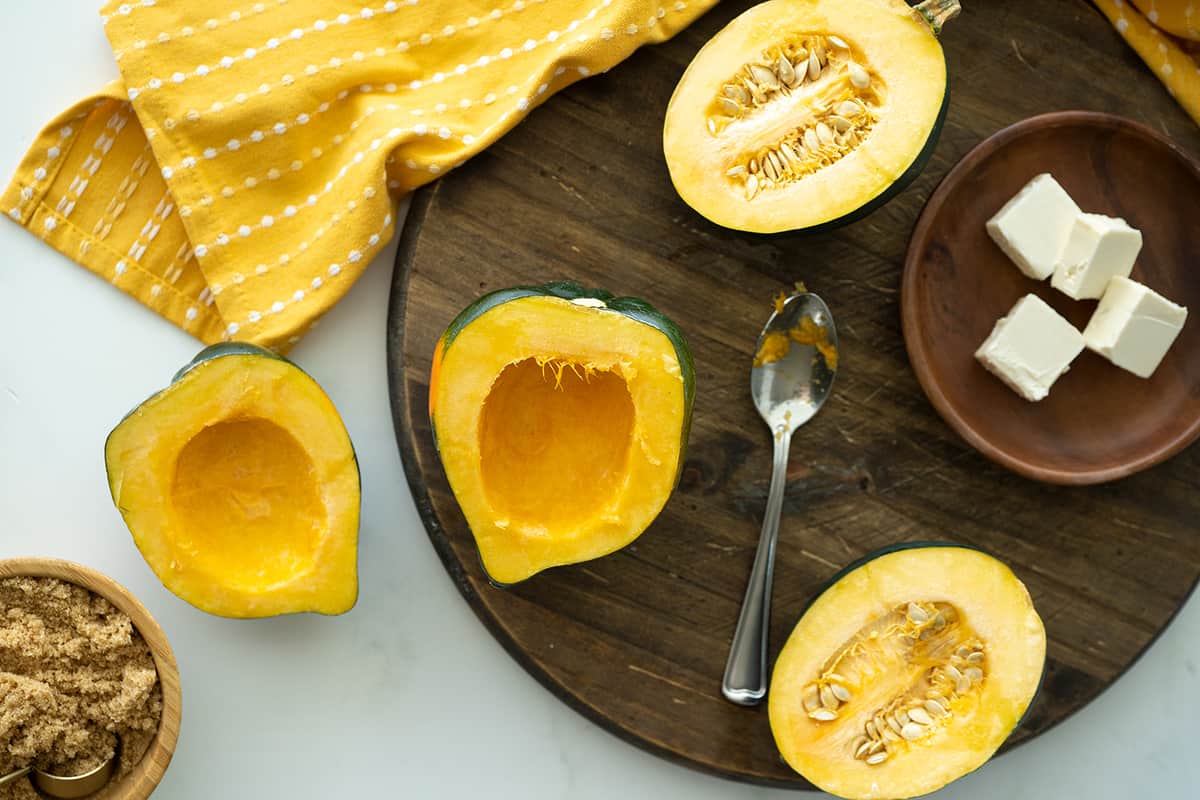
[722,291,838,706]
[0,754,116,798]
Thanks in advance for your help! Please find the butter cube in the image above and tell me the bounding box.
[986,174,1082,280]
[1051,214,1142,300]
[1083,277,1187,378]
[975,294,1084,401]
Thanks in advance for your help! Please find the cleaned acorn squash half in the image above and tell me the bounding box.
[430,282,694,585]
[664,0,960,233]
[769,544,1045,799]
[105,343,359,618]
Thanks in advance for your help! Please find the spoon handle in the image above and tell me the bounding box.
[722,427,792,705]
[0,767,32,788]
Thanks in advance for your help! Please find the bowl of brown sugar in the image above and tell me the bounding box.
[0,558,181,799]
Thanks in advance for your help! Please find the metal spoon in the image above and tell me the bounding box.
[722,291,838,705]
[0,755,116,798]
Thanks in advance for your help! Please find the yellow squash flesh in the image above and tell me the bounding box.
[769,546,1045,799]
[664,0,949,233]
[430,293,690,584]
[105,349,359,618]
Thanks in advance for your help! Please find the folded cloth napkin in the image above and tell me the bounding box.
[1094,0,1200,125]
[4,0,715,351]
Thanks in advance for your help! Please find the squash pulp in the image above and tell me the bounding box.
[105,344,360,618]
[430,283,694,584]
[664,0,959,233]
[769,544,1045,799]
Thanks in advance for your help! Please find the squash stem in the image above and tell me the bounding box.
[914,0,960,35]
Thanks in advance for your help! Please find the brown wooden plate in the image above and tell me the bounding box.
[902,112,1200,484]
[387,0,1200,789]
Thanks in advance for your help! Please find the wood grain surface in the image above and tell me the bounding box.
[387,0,1200,788]
[0,558,182,800]
[904,111,1200,484]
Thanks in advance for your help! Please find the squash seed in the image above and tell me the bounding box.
[906,602,929,624]
[908,706,933,725]
[726,165,746,177]
[828,34,849,49]
[830,682,852,703]
[816,122,834,145]
[749,64,779,89]
[724,84,751,104]
[865,720,878,739]
[809,707,838,722]
[853,737,872,758]
[885,714,903,735]
[868,739,886,755]
[900,722,925,741]
[831,115,852,133]
[776,56,795,85]
[965,667,983,683]
[807,51,821,80]
[925,698,950,718]
[819,684,840,710]
[767,150,784,176]
[836,99,861,117]
[802,682,820,711]
[865,751,889,765]
[719,97,742,116]
[813,42,826,66]
[956,676,971,695]
[804,128,820,150]
[967,651,986,664]
[848,61,870,89]
[745,173,760,200]
[762,156,779,181]
[944,664,964,684]
[706,118,717,135]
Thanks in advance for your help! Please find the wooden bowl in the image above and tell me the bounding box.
[901,111,1200,484]
[0,557,182,799]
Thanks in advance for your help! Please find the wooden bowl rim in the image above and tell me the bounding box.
[0,557,182,800]
[901,110,1200,485]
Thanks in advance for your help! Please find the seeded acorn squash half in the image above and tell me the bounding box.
[663,0,960,233]
[429,282,694,585]
[105,343,360,618]
[769,544,1045,799]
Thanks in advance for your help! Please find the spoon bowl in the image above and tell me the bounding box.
[723,292,838,705]
[752,294,839,432]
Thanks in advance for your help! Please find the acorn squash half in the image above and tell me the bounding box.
[769,544,1045,799]
[663,0,960,233]
[105,343,360,618]
[429,282,694,585]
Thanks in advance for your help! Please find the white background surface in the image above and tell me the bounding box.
[2,4,1198,798]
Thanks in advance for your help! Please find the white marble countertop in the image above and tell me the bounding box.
[2,4,1197,798]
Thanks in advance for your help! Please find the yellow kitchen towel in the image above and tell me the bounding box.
[1094,0,1200,126]
[4,0,715,351]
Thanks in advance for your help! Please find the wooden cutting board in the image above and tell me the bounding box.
[387,0,1200,788]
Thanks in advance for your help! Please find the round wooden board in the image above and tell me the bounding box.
[387,0,1200,788]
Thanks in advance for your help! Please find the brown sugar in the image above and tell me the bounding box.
[0,577,162,798]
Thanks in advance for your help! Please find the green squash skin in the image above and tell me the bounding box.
[778,540,1045,735]
[433,282,696,590]
[106,343,361,510]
